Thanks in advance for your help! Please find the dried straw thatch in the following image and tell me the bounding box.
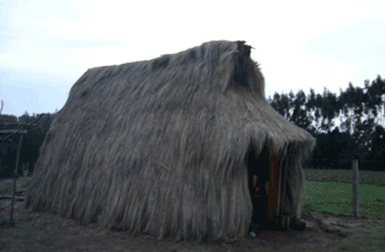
[26,40,315,242]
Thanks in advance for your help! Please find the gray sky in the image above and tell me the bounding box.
[1,0,384,117]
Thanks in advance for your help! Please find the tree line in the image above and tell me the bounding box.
[1,75,384,179]
[268,75,385,171]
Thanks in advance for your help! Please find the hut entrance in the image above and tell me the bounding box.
[246,144,279,230]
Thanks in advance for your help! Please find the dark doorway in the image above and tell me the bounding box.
[245,144,270,230]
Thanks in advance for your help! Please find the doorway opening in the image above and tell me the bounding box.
[245,143,280,231]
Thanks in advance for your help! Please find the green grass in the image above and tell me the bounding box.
[303,169,385,220]
[304,168,385,186]
[303,181,385,219]
[301,170,385,252]
[16,177,31,189]
[0,177,31,194]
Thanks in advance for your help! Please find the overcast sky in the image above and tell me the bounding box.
[1,0,384,117]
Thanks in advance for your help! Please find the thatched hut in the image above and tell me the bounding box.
[26,40,315,242]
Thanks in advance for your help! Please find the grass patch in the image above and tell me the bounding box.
[16,177,31,189]
[303,181,385,219]
[304,169,385,187]
[0,177,31,194]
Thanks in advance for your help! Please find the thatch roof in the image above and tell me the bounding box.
[26,40,315,242]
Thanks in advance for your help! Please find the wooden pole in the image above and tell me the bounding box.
[267,149,279,222]
[352,159,359,218]
[11,132,24,223]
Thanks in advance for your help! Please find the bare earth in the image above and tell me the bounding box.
[1,199,384,252]
[1,177,384,252]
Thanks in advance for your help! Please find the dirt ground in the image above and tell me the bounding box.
[1,198,384,252]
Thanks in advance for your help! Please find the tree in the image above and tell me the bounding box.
[365,124,385,171]
[18,111,32,124]
[268,75,385,170]
[290,90,313,131]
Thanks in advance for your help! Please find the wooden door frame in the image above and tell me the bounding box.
[266,148,279,222]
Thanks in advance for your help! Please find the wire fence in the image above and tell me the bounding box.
[304,158,385,172]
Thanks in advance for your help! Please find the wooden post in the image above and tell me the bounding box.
[11,132,24,223]
[352,160,359,218]
[267,149,279,222]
